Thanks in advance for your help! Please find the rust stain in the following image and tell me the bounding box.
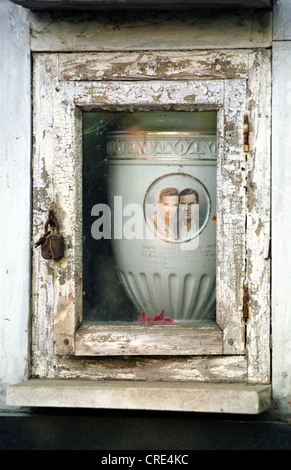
[242,285,249,321]
[243,114,249,153]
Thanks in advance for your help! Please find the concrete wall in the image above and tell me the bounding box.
[272,0,291,416]
[0,0,31,407]
[1,0,291,416]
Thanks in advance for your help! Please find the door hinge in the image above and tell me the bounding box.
[242,285,249,322]
[243,115,249,153]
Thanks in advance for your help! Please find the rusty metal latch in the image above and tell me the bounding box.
[35,210,64,260]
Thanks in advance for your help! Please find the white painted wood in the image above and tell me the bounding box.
[216,79,247,355]
[74,74,247,356]
[245,49,271,384]
[7,379,272,414]
[58,50,250,81]
[74,79,225,108]
[32,50,271,385]
[32,54,58,376]
[56,355,248,382]
[0,0,31,404]
[51,85,83,355]
[75,324,223,356]
[32,63,246,359]
[30,9,272,52]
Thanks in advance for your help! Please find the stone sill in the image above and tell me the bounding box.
[7,379,271,415]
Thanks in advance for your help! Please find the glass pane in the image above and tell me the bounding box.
[83,111,217,324]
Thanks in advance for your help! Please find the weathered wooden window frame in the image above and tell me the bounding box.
[32,50,270,384]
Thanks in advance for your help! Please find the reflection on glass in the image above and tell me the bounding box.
[83,112,217,324]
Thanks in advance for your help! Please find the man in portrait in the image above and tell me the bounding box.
[149,187,179,240]
[178,188,200,240]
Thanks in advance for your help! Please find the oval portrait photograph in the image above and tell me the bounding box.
[144,173,211,243]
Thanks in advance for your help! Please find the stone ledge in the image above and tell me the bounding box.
[7,379,271,414]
